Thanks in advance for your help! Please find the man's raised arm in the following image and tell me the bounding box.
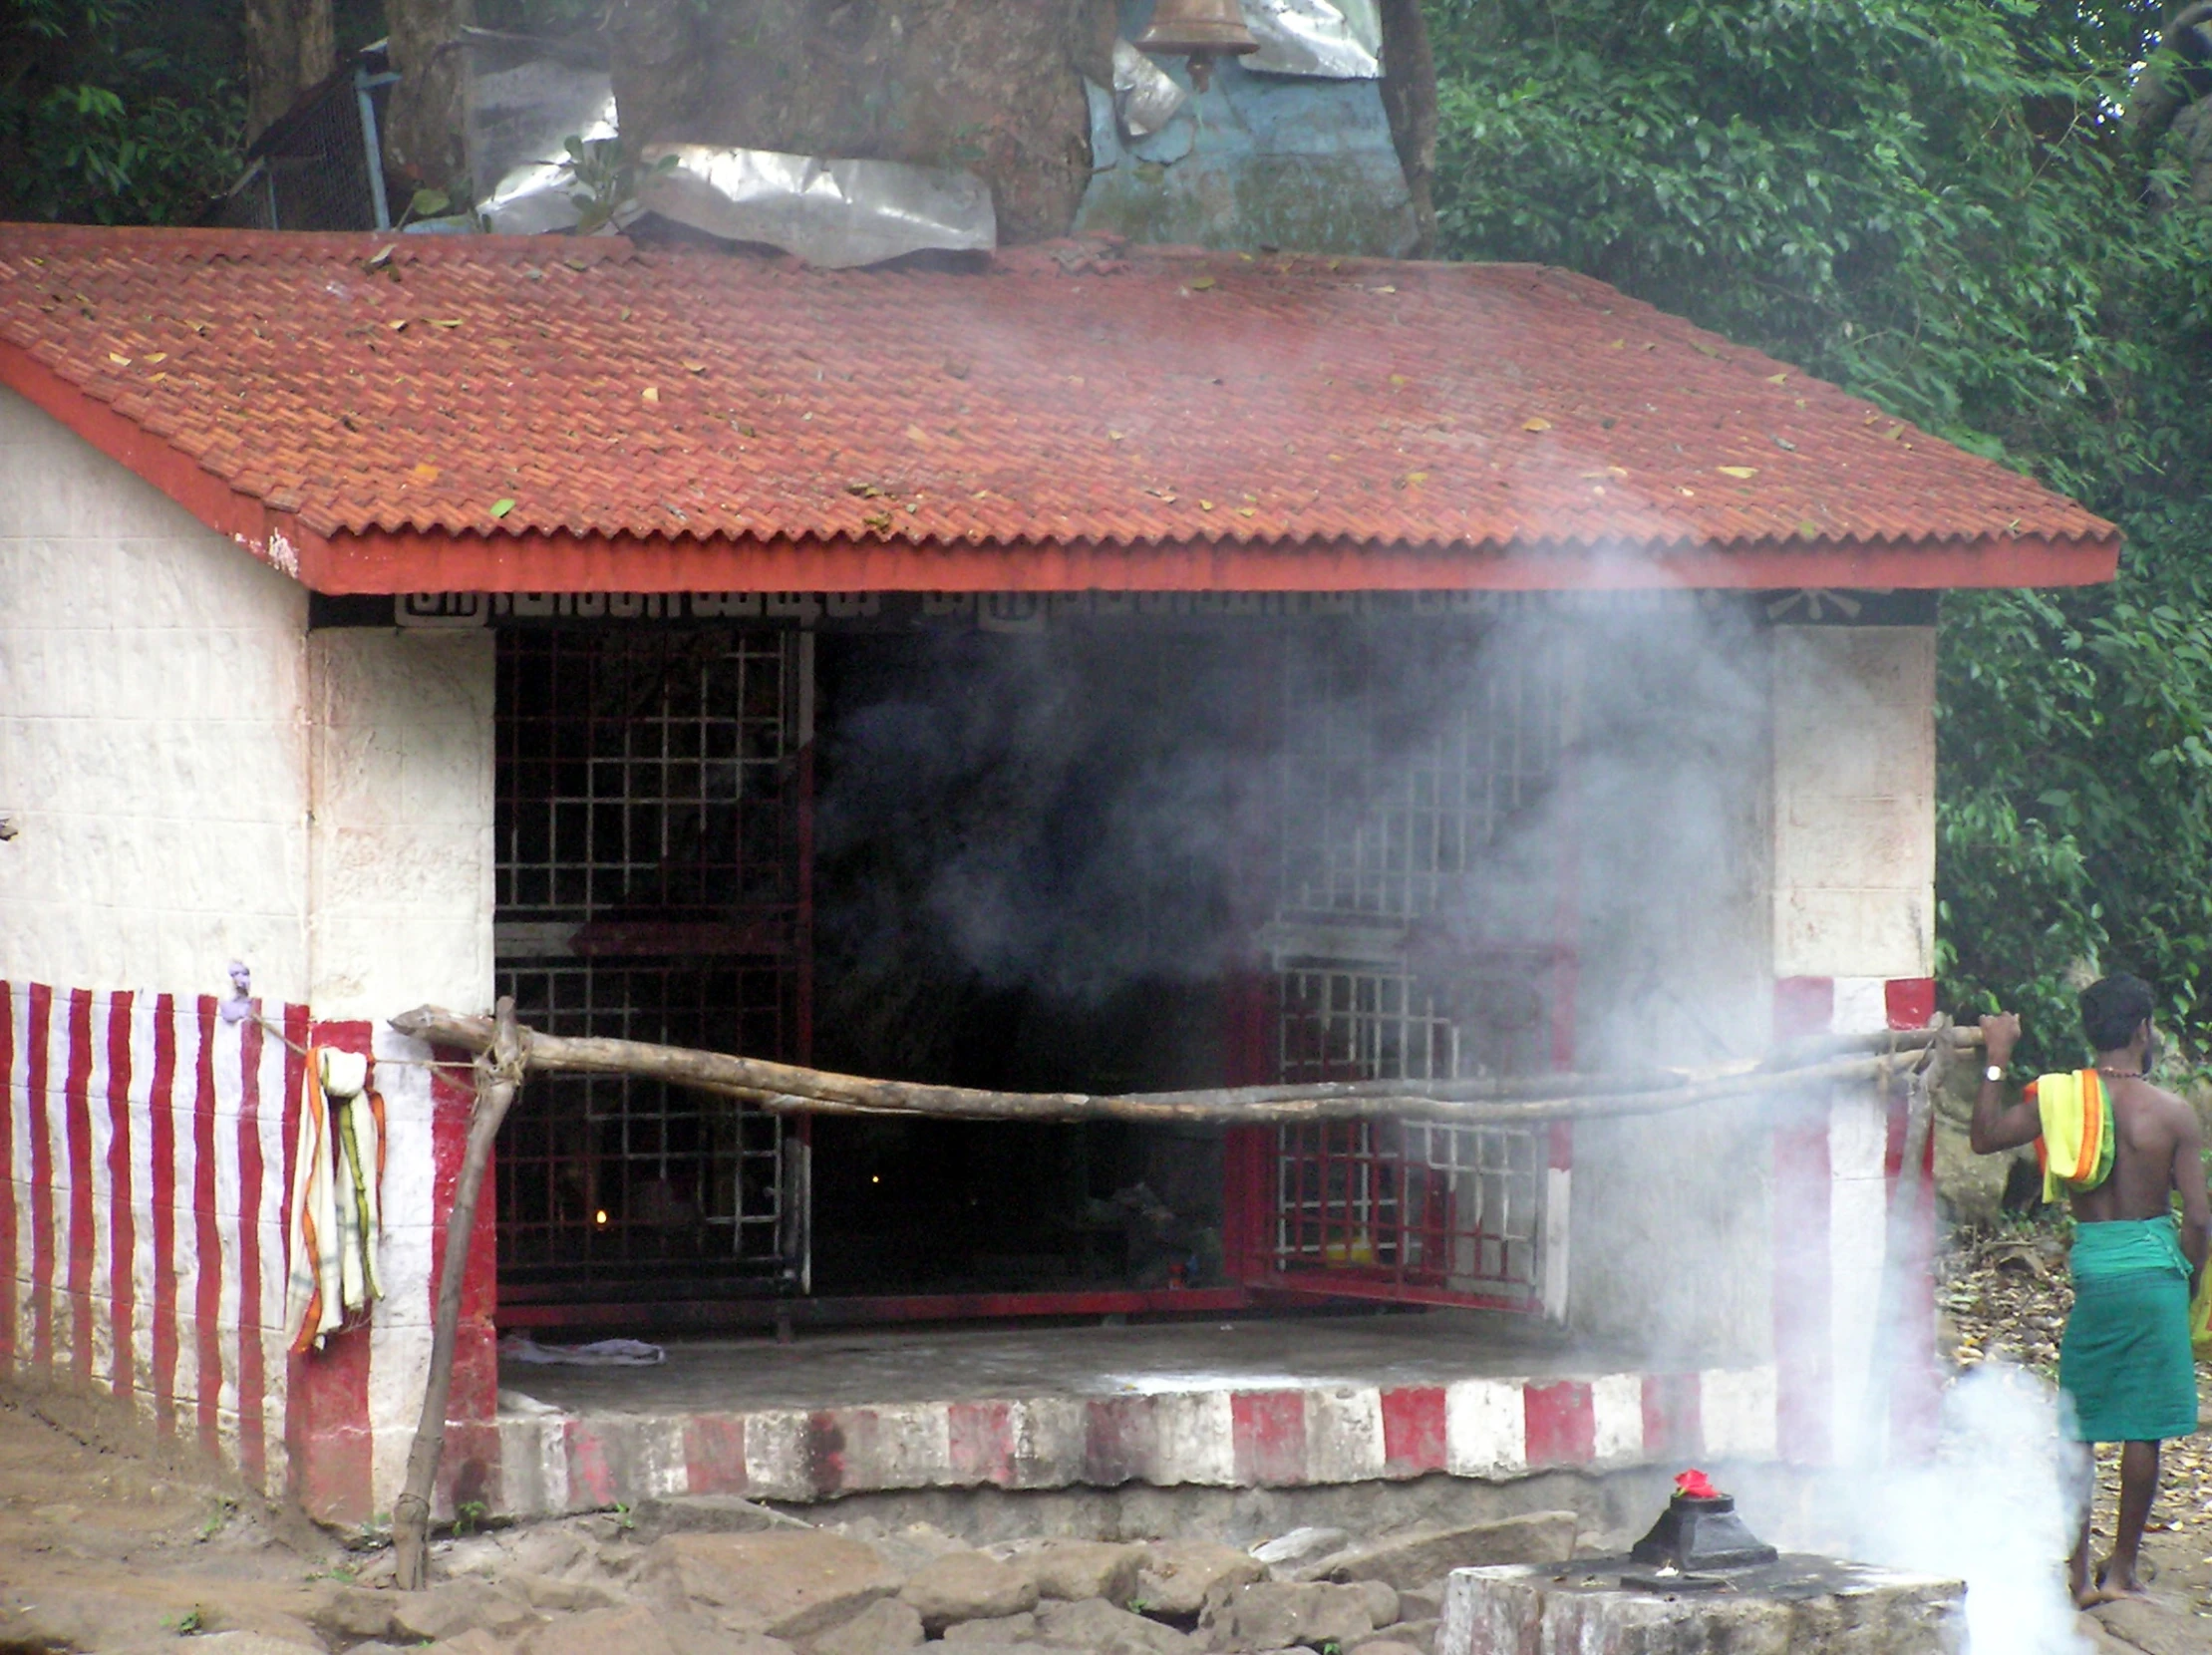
[1971,1012,2044,1154]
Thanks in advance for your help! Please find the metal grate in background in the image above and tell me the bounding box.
[1278,632,1563,921]
[493,629,807,1298]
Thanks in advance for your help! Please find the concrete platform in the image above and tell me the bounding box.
[494,1313,1779,1515]
[1438,1557,1964,1655]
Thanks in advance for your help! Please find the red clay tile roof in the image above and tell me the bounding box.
[0,222,2114,593]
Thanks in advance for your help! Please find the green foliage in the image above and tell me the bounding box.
[0,0,247,224]
[559,133,677,235]
[1427,0,2212,1074]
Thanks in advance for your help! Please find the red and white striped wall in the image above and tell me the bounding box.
[495,1365,1781,1516]
[2,982,305,1489]
[1771,975,1941,1467]
[1,983,490,1524]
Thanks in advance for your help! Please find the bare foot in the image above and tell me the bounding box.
[2084,1558,2156,1604]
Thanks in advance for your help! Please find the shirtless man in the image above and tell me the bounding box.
[1972,974,2209,1604]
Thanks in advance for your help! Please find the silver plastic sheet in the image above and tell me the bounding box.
[477,88,618,236]
[465,27,619,236]
[1112,39,1189,138]
[636,144,996,267]
[1241,0,1383,79]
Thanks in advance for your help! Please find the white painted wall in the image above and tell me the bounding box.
[1770,626,1937,981]
[0,387,312,999]
[307,629,494,1021]
[0,387,496,1023]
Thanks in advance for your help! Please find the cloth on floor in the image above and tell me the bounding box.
[2060,1216,2200,1443]
[2030,1069,2115,1204]
[284,1047,386,1353]
[500,1334,666,1367]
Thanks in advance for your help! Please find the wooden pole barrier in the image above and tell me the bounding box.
[393,996,521,1590]
[389,1004,1980,1127]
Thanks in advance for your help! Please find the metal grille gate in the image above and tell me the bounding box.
[493,629,808,1303]
[1258,628,1571,1311]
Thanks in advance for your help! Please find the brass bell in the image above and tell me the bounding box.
[1135,0,1258,91]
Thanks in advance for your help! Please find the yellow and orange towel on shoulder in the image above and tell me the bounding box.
[2028,1068,2116,1204]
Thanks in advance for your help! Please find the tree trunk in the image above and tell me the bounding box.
[1378,0,1438,255]
[382,0,474,191]
[242,0,337,142]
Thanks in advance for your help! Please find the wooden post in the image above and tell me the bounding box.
[393,996,523,1591]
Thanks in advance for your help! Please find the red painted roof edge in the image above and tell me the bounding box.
[311,522,2116,594]
[0,294,2121,597]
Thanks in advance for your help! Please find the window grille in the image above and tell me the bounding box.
[1263,626,1567,1309]
[492,630,806,1299]
[1278,634,1563,921]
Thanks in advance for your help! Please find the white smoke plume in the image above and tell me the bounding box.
[1828,1362,2088,1654]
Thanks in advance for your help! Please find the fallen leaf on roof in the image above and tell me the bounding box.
[683,360,706,373]
[642,386,659,404]
[1693,342,1723,358]
[861,509,893,530]
[365,245,396,271]
[1390,375,1408,387]
[388,318,408,331]
[1605,338,1625,350]
[108,352,130,366]
[1718,466,1758,480]
[1398,472,1429,490]
[1522,417,1553,432]
[1107,429,1126,442]
[413,463,440,482]
[1766,372,1789,385]
[1797,520,1821,536]
[432,318,463,329]
[905,424,929,443]
[844,482,886,497]
[1199,499,1215,510]
[488,497,515,517]
[144,351,165,364]
[1883,424,1905,440]
[1374,285,1398,294]
[1188,276,1216,291]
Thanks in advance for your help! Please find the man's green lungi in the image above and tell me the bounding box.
[2060,1217,2200,1444]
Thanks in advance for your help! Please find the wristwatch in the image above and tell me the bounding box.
[1985,1064,2005,1082]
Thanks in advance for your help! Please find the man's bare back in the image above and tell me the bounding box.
[2073,1073,2203,1235]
